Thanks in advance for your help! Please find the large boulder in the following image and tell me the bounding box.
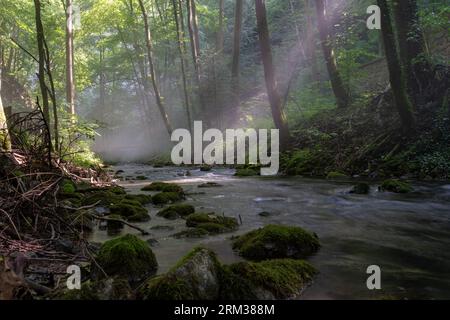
[379,179,413,193]
[95,234,157,282]
[219,259,317,300]
[139,248,221,300]
[232,224,320,261]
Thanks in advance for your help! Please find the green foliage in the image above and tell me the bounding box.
[233,224,320,261]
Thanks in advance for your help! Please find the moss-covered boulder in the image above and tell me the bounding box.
[136,176,148,180]
[106,214,124,235]
[59,278,134,300]
[96,234,158,282]
[186,213,238,234]
[141,182,184,194]
[109,199,150,222]
[152,192,184,205]
[326,171,348,179]
[232,224,320,261]
[124,194,152,205]
[139,248,221,300]
[350,182,370,194]
[81,191,122,206]
[172,228,209,239]
[380,179,413,193]
[198,182,222,188]
[219,259,317,300]
[157,204,195,220]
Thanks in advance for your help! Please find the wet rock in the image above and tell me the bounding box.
[157,204,195,220]
[232,224,320,261]
[172,228,209,239]
[200,165,212,172]
[146,238,159,247]
[379,179,413,193]
[95,234,158,283]
[235,168,259,177]
[220,259,317,300]
[152,192,184,205]
[326,171,348,180]
[106,214,124,236]
[350,182,370,195]
[185,213,238,234]
[141,182,184,194]
[136,176,148,180]
[59,278,134,300]
[150,225,175,231]
[258,211,272,217]
[139,248,221,300]
[198,182,222,188]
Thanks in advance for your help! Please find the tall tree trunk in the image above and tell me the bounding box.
[305,0,319,83]
[99,48,106,109]
[255,0,290,150]
[138,0,173,135]
[172,0,192,131]
[314,0,349,108]
[391,0,430,96]
[216,0,225,54]
[230,0,244,126]
[34,0,50,125]
[65,0,76,115]
[0,63,11,151]
[377,0,416,133]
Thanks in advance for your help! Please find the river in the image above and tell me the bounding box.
[89,164,450,300]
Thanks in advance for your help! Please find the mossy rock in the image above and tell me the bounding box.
[136,176,148,180]
[326,171,348,179]
[106,214,124,235]
[232,224,320,261]
[157,204,195,220]
[219,259,317,300]
[200,165,212,172]
[186,213,238,232]
[124,194,152,205]
[81,191,122,206]
[350,182,370,194]
[107,186,127,195]
[109,200,150,222]
[198,182,222,188]
[152,192,184,205]
[380,179,413,193]
[96,234,158,282]
[235,168,259,177]
[58,278,134,300]
[196,223,229,234]
[141,182,184,194]
[172,228,209,239]
[139,247,221,300]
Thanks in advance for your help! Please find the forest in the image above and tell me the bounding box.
[0,0,449,301]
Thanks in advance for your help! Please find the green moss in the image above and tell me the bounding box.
[96,234,157,281]
[198,182,222,188]
[109,200,150,222]
[220,259,317,299]
[235,168,259,177]
[81,191,122,206]
[124,194,152,205]
[152,192,184,205]
[326,171,349,179]
[141,182,184,194]
[136,176,148,180]
[200,165,212,172]
[186,213,238,231]
[232,224,320,261]
[350,182,370,194]
[196,223,228,234]
[60,179,76,194]
[380,179,413,193]
[108,186,127,195]
[157,204,195,220]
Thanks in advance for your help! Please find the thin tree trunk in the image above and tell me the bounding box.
[99,48,106,108]
[65,0,76,115]
[138,0,173,135]
[0,62,11,151]
[34,0,50,125]
[314,0,349,108]
[392,0,430,95]
[305,0,319,83]
[377,0,416,132]
[172,0,192,131]
[230,0,244,126]
[255,0,290,150]
[216,0,225,54]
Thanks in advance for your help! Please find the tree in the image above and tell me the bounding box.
[305,0,319,83]
[377,0,416,132]
[34,0,50,125]
[392,0,430,96]
[138,0,173,135]
[216,0,225,54]
[172,0,192,131]
[254,0,290,150]
[314,0,349,109]
[65,0,76,115]
[230,0,244,126]
[0,62,11,151]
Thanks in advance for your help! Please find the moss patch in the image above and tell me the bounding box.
[380,179,413,193]
[172,228,209,239]
[124,194,152,205]
[326,171,349,179]
[232,224,320,261]
[157,204,195,220]
[186,213,238,232]
[96,234,157,282]
[141,182,184,194]
[220,259,317,299]
[350,182,370,194]
[109,200,150,222]
[152,192,184,205]
[235,168,259,177]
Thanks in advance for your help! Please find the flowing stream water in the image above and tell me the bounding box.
[89,164,450,300]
